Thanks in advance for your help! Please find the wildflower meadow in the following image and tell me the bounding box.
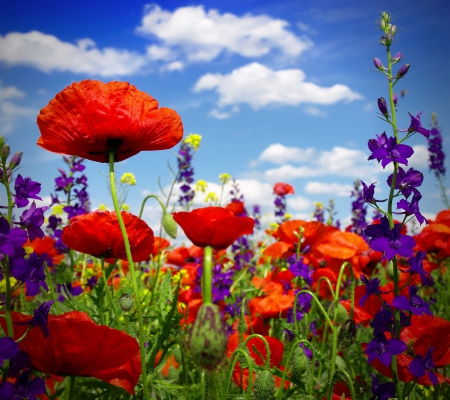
[1,10,450,400]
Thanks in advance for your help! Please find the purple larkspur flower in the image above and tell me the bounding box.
[17,202,47,242]
[287,291,311,323]
[378,97,389,118]
[350,181,368,238]
[360,181,387,204]
[371,305,409,336]
[392,286,432,317]
[0,337,20,367]
[365,216,415,261]
[288,256,313,285]
[14,175,42,208]
[409,347,438,386]
[428,126,446,177]
[399,251,433,286]
[387,167,423,199]
[57,283,83,302]
[370,373,396,400]
[396,192,427,225]
[398,111,431,138]
[368,133,414,168]
[360,275,384,307]
[176,143,195,207]
[71,157,86,173]
[12,369,46,400]
[364,331,406,367]
[212,264,234,302]
[8,350,31,377]
[0,217,27,261]
[55,168,74,192]
[10,252,48,296]
[15,300,54,338]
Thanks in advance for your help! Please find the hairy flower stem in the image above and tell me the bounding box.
[202,246,213,305]
[108,152,149,400]
[100,258,120,328]
[386,45,403,400]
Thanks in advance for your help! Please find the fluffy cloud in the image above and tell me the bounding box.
[304,182,353,197]
[193,63,363,113]
[0,31,148,77]
[0,81,37,134]
[136,4,312,64]
[259,145,385,181]
[409,145,429,169]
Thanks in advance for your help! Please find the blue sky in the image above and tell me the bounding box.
[0,0,449,234]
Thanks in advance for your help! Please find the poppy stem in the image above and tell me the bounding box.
[108,152,150,400]
[67,375,76,400]
[202,246,213,305]
[100,258,120,328]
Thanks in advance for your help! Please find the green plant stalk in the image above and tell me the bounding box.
[241,334,271,369]
[436,174,450,209]
[224,348,254,400]
[386,44,403,400]
[100,258,120,328]
[45,263,61,314]
[67,375,76,400]
[108,152,149,400]
[202,246,213,305]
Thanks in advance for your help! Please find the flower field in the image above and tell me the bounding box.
[1,11,450,400]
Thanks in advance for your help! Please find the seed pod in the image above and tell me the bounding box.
[119,293,133,312]
[254,370,275,400]
[167,365,179,382]
[162,213,178,239]
[335,303,349,325]
[188,304,227,371]
[291,346,308,382]
[337,319,356,350]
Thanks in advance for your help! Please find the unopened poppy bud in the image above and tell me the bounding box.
[119,293,133,312]
[291,346,308,382]
[373,57,385,71]
[377,97,389,118]
[1,144,10,161]
[162,213,177,239]
[396,64,410,80]
[9,151,22,169]
[188,304,227,371]
[254,370,275,400]
[331,303,349,324]
[337,319,356,350]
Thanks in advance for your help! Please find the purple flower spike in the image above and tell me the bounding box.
[0,217,27,261]
[392,286,433,317]
[398,111,431,138]
[368,133,414,168]
[409,347,438,386]
[364,331,406,367]
[360,275,383,307]
[17,202,47,242]
[400,251,434,286]
[14,175,42,208]
[378,97,389,118]
[428,126,446,177]
[370,373,396,400]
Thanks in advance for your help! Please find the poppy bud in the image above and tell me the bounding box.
[119,293,133,312]
[8,151,22,169]
[372,58,385,71]
[330,302,349,325]
[1,144,10,161]
[337,319,356,350]
[396,64,410,80]
[188,304,227,371]
[377,97,389,118]
[162,213,178,239]
[291,346,308,382]
[254,370,275,400]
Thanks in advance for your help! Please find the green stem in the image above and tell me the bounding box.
[202,246,213,305]
[45,263,61,314]
[67,375,76,400]
[437,174,450,209]
[108,152,149,400]
[100,258,120,328]
[139,194,168,219]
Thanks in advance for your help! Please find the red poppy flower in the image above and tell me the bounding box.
[248,293,295,319]
[62,210,154,262]
[273,182,294,196]
[37,80,183,163]
[0,311,141,394]
[172,207,254,250]
[24,236,64,265]
[225,200,246,216]
[151,237,171,257]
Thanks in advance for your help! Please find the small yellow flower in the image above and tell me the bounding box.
[284,213,292,220]
[314,202,323,209]
[219,173,231,184]
[121,203,130,211]
[121,172,136,186]
[184,133,202,151]
[98,203,107,210]
[269,222,279,229]
[52,204,64,215]
[196,180,208,193]
[205,192,218,204]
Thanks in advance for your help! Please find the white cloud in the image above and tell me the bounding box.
[305,106,327,116]
[0,31,148,77]
[409,145,429,169]
[304,182,353,197]
[258,143,316,165]
[287,195,311,210]
[136,4,312,66]
[0,81,37,134]
[193,62,363,114]
[260,145,386,182]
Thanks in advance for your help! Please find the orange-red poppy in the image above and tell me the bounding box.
[225,200,246,216]
[37,80,183,163]
[62,210,154,262]
[24,236,64,265]
[173,207,254,250]
[0,311,141,394]
[151,237,171,257]
[248,293,295,319]
[273,182,294,196]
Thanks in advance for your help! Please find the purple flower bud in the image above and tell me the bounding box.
[380,36,387,45]
[377,97,389,118]
[396,64,410,80]
[9,151,22,169]
[393,94,398,105]
[385,32,393,45]
[1,144,10,160]
[393,52,402,62]
[373,58,385,71]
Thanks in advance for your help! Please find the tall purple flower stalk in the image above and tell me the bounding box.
[350,180,368,238]
[176,141,195,210]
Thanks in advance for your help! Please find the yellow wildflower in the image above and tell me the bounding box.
[196,180,208,193]
[219,173,231,184]
[205,192,218,204]
[121,203,130,211]
[52,204,64,215]
[121,172,136,186]
[98,203,107,210]
[284,213,292,220]
[184,133,202,151]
